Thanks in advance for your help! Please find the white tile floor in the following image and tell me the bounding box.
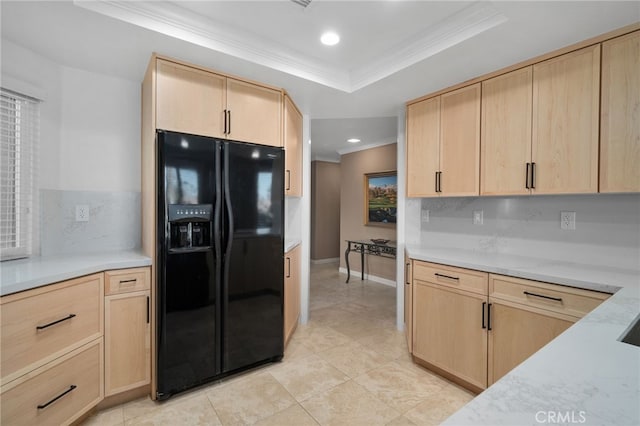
[83,262,474,425]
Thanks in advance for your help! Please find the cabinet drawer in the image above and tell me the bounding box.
[489,274,609,318]
[1,339,103,426]
[413,261,488,295]
[0,274,103,384]
[105,268,150,295]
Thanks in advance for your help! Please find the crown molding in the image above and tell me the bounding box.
[311,156,341,163]
[75,1,506,93]
[337,138,397,156]
[350,2,508,92]
[74,0,351,91]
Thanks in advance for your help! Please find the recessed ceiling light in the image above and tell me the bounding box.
[347,138,360,143]
[321,32,340,46]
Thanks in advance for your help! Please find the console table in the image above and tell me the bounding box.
[344,240,397,283]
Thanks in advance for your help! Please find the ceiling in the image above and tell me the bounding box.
[1,1,639,161]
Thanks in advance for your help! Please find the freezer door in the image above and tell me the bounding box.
[222,141,284,373]
[156,130,221,398]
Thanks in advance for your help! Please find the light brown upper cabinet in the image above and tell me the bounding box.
[156,58,282,147]
[226,78,282,147]
[481,67,533,195]
[600,30,640,193]
[284,94,303,197]
[406,97,440,197]
[406,84,480,197]
[156,59,226,139]
[531,45,600,194]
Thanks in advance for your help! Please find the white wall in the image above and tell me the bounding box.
[1,38,141,192]
[58,66,140,191]
[2,38,142,254]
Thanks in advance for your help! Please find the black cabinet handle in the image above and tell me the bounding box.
[286,257,291,278]
[119,279,136,285]
[435,171,438,193]
[434,273,459,281]
[223,109,228,134]
[36,314,76,330]
[525,163,530,189]
[147,296,150,324]
[487,303,492,331]
[482,301,487,329]
[405,262,410,285]
[531,162,536,189]
[37,385,77,410]
[227,110,231,134]
[438,172,442,193]
[286,170,291,191]
[524,291,562,302]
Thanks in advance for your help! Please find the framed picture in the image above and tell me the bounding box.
[364,171,397,227]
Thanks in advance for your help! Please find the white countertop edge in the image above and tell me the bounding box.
[405,245,639,294]
[285,240,302,253]
[1,251,152,297]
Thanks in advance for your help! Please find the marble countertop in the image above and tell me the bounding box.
[404,245,640,426]
[285,239,301,253]
[0,251,152,296]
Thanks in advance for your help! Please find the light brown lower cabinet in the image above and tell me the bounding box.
[487,300,573,385]
[410,260,610,393]
[104,268,151,396]
[413,281,488,391]
[284,245,301,346]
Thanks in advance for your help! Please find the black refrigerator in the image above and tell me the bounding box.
[156,130,284,400]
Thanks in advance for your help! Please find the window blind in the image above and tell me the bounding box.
[1,88,40,261]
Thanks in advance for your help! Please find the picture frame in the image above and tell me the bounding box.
[364,171,397,227]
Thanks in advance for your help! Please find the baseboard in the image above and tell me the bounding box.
[311,257,340,265]
[338,267,396,287]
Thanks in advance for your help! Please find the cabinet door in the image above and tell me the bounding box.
[284,245,301,346]
[227,78,282,147]
[413,281,487,390]
[406,97,439,197]
[404,256,412,353]
[284,95,303,197]
[440,84,481,196]
[481,67,533,195]
[532,45,600,194]
[488,301,573,385]
[104,291,150,396]
[156,59,226,138]
[600,31,640,193]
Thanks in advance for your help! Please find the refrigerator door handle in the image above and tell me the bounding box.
[223,143,235,287]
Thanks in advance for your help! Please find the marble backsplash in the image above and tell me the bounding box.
[40,189,141,256]
[409,193,640,270]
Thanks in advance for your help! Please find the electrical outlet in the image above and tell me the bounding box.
[421,209,430,222]
[75,205,90,222]
[473,210,483,225]
[560,211,576,230]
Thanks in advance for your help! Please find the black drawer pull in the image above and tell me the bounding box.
[525,163,530,189]
[434,273,459,281]
[119,279,137,284]
[36,314,76,330]
[524,291,562,302]
[487,303,492,331]
[37,385,77,410]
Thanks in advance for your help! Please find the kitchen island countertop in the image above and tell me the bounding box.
[405,244,640,426]
[1,251,152,297]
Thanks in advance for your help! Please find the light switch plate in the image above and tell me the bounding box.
[76,205,90,222]
[421,209,430,222]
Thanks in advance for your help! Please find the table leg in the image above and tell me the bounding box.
[361,249,365,281]
[344,244,351,283]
